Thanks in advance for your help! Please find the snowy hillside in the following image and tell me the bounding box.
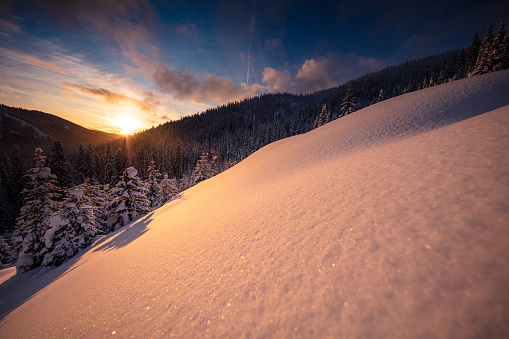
[1,70,509,338]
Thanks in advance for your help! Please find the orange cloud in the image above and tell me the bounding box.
[23,55,61,72]
[62,82,160,112]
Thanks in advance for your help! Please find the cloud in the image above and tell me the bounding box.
[262,67,295,92]
[262,55,387,94]
[153,65,265,105]
[62,83,160,112]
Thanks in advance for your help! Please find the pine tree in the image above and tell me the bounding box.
[377,89,384,103]
[83,144,97,179]
[115,139,130,177]
[76,179,110,233]
[42,189,100,267]
[340,87,356,116]
[48,140,71,188]
[502,33,509,70]
[466,33,481,74]
[15,148,61,273]
[144,160,161,208]
[180,174,191,192]
[192,153,213,185]
[313,103,330,129]
[103,143,117,185]
[105,167,150,231]
[74,145,86,183]
[472,24,494,76]
[491,19,507,71]
[156,173,180,207]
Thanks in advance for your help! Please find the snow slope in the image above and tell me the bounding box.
[1,70,509,338]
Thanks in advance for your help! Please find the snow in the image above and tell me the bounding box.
[125,167,138,178]
[1,71,509,337]
[69,189,83,200]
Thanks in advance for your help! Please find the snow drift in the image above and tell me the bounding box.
[1,70,509,338]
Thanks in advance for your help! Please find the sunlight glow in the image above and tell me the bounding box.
[112,115,142,135]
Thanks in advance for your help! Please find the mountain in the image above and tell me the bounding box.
[1,70,508,337]
[0,104,119,162]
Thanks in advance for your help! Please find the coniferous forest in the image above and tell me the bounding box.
[0,20,508,272]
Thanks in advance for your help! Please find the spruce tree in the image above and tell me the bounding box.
[340,87,356,116]
[466,33,481,74]
[105,167,150,230]
[472,24,494,76]
[15,148,61,273]
[103,143,117,185]
[192,153,213,185]
[491,19,507,71]
[377,89,384,103]
[74,145,86,183]
[144,160,161,208]
[313,103,330,129]
[42,189,100,267]
[115,139,130,177]
[156,173,180,207]
[48,140,71,188]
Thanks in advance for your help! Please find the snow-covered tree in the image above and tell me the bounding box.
[156,173,180,207]
[491,19,507,72]
[76,179,110,233]
[42,189,100,267]
[105,167,150,231]
[115,139,130,177]
[144,160,161,208]
[15,148,61,273]
[377,89,384,103]
[180,174,191,192]
[466,33,481,74]
[48,140,72,188]
[192,153,213,185]
[103,143,117,185]
[471,24,494,76]
[340,87,356,116]
[313,103,330,129]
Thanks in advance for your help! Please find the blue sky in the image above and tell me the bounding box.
[0,0,507,133]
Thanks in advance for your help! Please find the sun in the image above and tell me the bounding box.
[112,115,141,135]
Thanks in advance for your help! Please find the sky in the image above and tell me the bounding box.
[0,0,507,134]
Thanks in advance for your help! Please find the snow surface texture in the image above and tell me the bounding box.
[1,71,509,338]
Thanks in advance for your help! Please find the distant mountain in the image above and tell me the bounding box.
[0,104,119,162]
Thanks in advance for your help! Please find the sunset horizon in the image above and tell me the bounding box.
[1,0,507,134]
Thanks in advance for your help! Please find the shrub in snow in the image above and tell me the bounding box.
[105,167,150,230]
[42,189,100,267]
[15,148,61,273]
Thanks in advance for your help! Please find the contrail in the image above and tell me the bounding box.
[247,15,255,86]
